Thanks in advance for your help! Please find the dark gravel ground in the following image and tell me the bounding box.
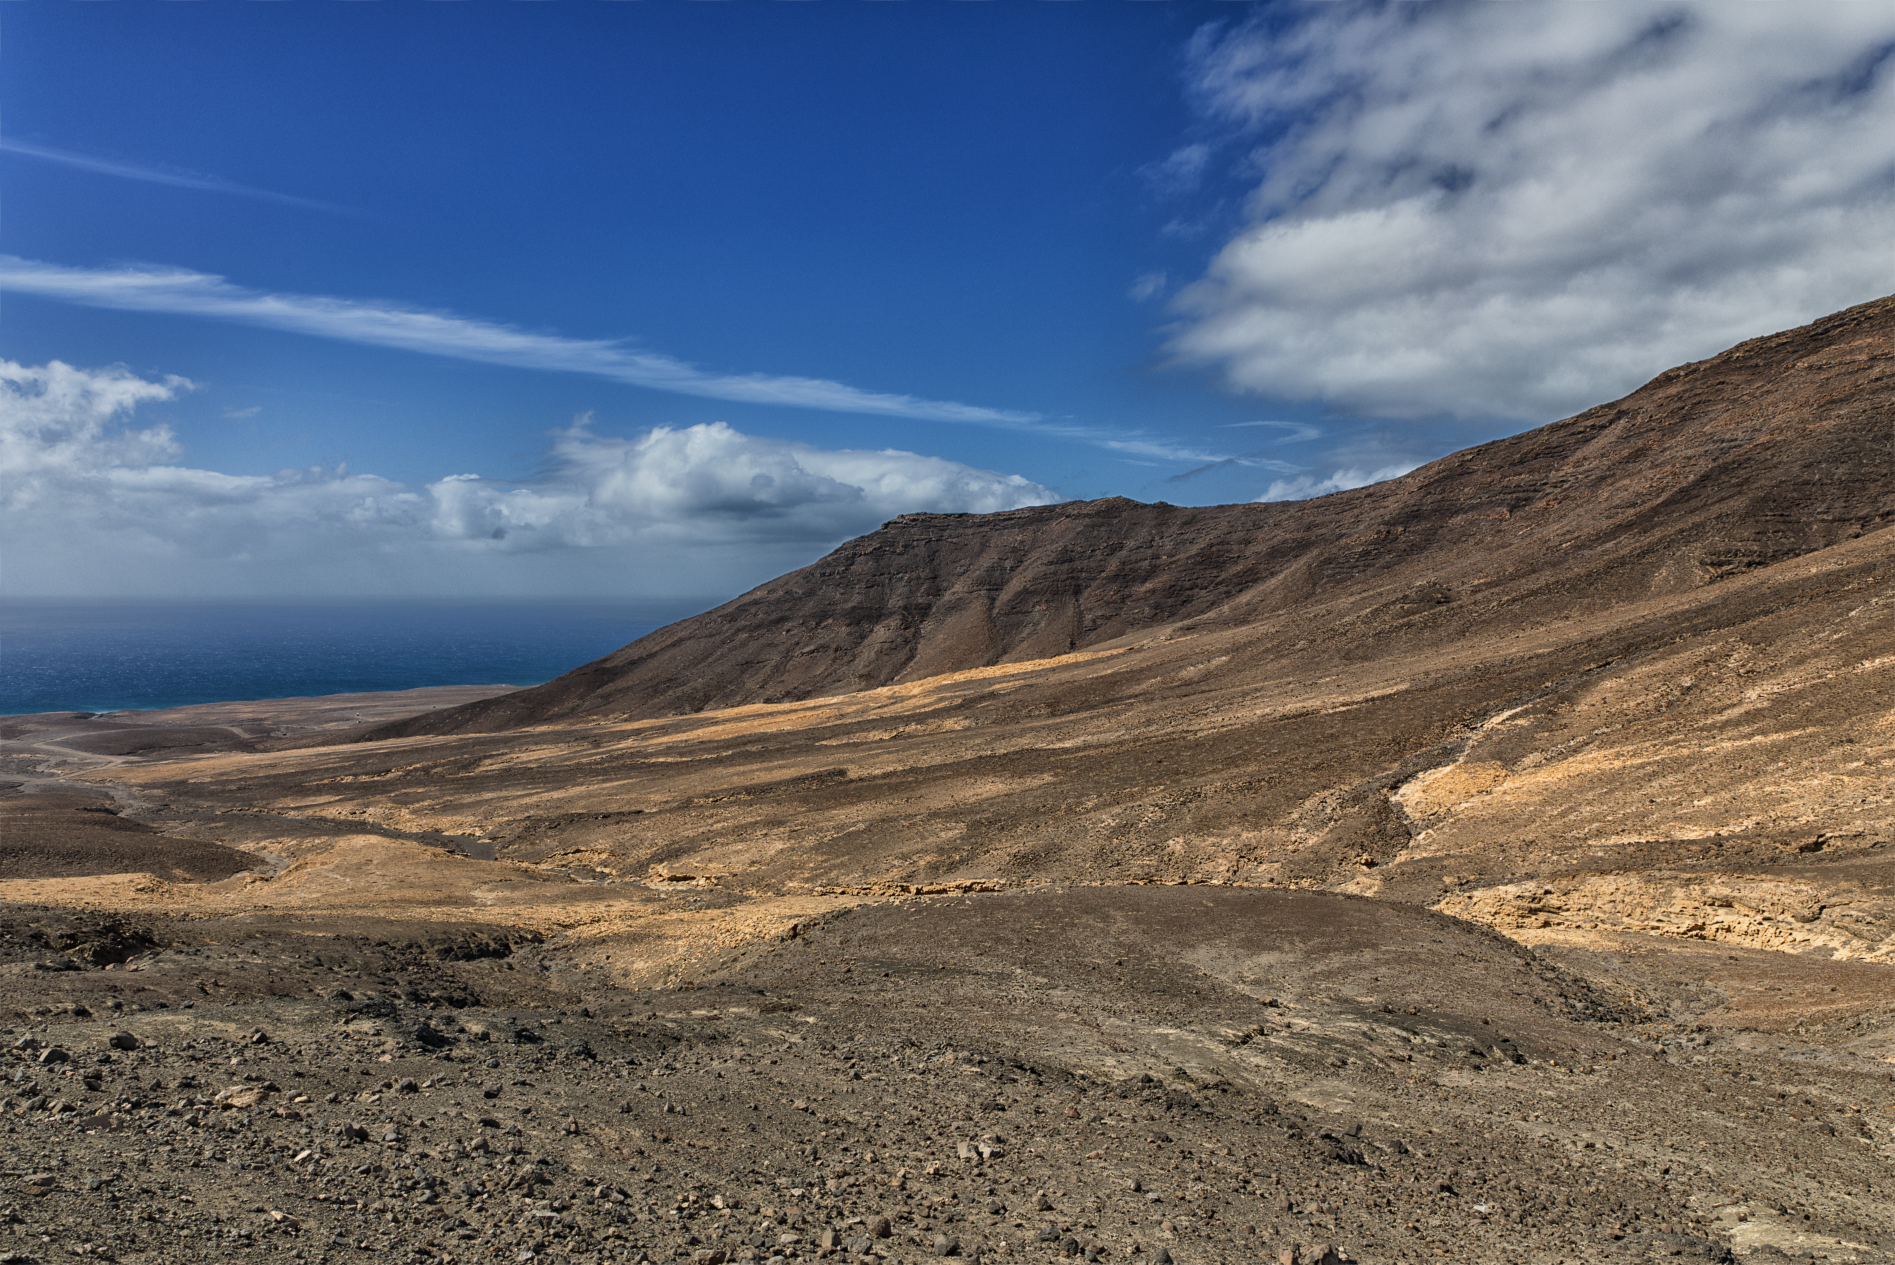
[1,888,1890,1265]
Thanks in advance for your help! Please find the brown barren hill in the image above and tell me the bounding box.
[372,293,1895,737]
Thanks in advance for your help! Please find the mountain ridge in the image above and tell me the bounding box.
[369,293,1894,738]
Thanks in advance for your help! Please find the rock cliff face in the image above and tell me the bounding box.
[375,294,1895,737]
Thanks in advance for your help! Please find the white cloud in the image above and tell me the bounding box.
[1255,462,1420,503]
[1128,271,1169,303]
[0,259,1259,466]
[424,418,1058,551]
[1141,143,1213,197]
[1168,3,1895,422]
[0,361,1059,598]
[0,360,191,480]
[0,256,1041,427]
[1220,419,1321,442]
[0,139,351,214]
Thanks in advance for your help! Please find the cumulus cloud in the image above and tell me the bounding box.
[0,361,1058,598]
[1168,2,1895,422]
[0,256,1040,427]
[423,419,1057,552]
[1255,463,1420,504]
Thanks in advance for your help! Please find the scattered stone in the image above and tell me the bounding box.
[214,1085,273,1109]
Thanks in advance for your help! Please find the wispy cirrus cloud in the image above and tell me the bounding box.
[0,256,1044,427]
[1164,450,1304,485]
[1220,420,1321,442]
[0,255,1253,467]
[1095,435,1249,465]
[0,139,352,215]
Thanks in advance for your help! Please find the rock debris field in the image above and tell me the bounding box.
[4,888,1892,1265]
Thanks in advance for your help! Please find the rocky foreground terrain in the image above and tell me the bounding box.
[4,887,1894,1265]
[2,298,1893,1263]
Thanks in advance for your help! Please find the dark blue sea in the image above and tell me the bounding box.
[0,599,716,716]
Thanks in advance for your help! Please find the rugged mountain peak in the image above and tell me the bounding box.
[372,294,1894,738]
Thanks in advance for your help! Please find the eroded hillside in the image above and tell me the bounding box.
[370,294,1895,736]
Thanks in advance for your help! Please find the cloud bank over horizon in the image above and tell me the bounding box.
[0,360,1059,598]
[1167,1,1895,424]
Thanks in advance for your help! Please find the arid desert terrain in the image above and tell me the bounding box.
[1,296,1892,1265]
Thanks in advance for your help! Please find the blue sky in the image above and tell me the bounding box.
[4,1,1892,600]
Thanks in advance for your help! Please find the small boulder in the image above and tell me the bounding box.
[106,1032,139,1052]
[411,1022,453,1050]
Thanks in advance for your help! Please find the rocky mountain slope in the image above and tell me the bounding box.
[371,295,1894,737]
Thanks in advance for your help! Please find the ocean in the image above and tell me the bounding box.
[0,599,714,716]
